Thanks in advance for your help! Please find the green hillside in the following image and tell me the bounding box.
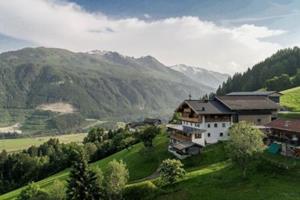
[0,133,229,200]
[154,159,300,200]
[3,132,300,200]
[0,134,170,200]
[281,86,300,112]
[217,47,300,95]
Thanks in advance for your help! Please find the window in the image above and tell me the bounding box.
[257,119,262,123]
[207,133,211,137]
[207,123,211,128]
[222,123,226,128]
[214,123,218,128]
[195,133,202,139]
[228,132,230,136]
[220,132,223,137]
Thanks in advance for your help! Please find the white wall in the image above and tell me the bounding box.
[182,120,232,146]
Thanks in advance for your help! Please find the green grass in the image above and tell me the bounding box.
[278,112,300,119]
[0,133,170,200]
[281,86,300,112]
[4,135,300,200]
[0,133,87,153]
[153,155,300,200]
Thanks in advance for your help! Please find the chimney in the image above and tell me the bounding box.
[188,94,192,100]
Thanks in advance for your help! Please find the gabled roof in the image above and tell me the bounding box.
[216,96,280,111]
[176,100,233,115]
[227,91,282,96]
[265,119,300,133]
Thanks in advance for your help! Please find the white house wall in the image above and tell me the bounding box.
[182,121,232,146]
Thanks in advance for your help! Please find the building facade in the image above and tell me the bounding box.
[167,93,280,159]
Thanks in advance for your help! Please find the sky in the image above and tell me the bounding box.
[0,0,299,74]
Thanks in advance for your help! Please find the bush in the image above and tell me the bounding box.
[255,157,289,174]
[124,181,159,200]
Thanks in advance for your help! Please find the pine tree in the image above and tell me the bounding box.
[66,148,102,200]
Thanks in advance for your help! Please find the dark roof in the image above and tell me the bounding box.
[181,100,233,114]
[227,91,281,96]
[144,118,161,123]
[216,96,280,111]
[265,119,300,133]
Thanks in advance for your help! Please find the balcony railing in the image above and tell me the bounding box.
[170,133,191,141]
[181,117,202,123]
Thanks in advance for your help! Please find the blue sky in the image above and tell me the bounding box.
[0,0,299,73]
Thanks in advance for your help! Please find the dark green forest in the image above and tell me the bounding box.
[217,47,300,94]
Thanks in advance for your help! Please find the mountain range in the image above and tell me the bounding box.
[170,64,229,89]
[0,47,228,133]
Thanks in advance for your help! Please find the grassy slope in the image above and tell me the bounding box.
[4,134,300,200]
[0,134,170,200]
[281,86,300,112]
[0,133,87,153]
[155,163,300,200]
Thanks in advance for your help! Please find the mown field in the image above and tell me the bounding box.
[281,86,300,112]
[0,133,87,153]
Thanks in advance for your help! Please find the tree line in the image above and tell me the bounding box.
[0,127,138,194]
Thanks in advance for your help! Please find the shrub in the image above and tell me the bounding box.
[124,181,159,200]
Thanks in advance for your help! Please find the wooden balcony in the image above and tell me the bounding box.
[180,117,202,123]
[170,132,192,141]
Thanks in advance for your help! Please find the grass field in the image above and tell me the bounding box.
[281,86,300,112]
[0,133,87,153]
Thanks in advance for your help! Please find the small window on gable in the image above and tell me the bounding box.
[195,133,202,139]
[214,123,218,128]
[207,123,210,128]
[220,132,223,137]
[207,133,211,137]
[222,123,226,128]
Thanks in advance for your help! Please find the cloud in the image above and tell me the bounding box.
[0,0,286,74]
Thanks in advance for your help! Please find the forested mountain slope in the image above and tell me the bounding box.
[0,47,212,127]
[217,47,300,94]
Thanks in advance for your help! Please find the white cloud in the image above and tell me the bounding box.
[0,0,286,74]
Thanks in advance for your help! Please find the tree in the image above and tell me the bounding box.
[47,180,66,200]
[83,128,107,144]
[104,160,129,200]
[66,148,102,200]
[17,183,49,200]
[169,112,181,124]
[159,159,185,184]
[227,121,265,177]
[137,126,161,148]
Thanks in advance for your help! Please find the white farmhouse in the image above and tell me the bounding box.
[167,94,280,159]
